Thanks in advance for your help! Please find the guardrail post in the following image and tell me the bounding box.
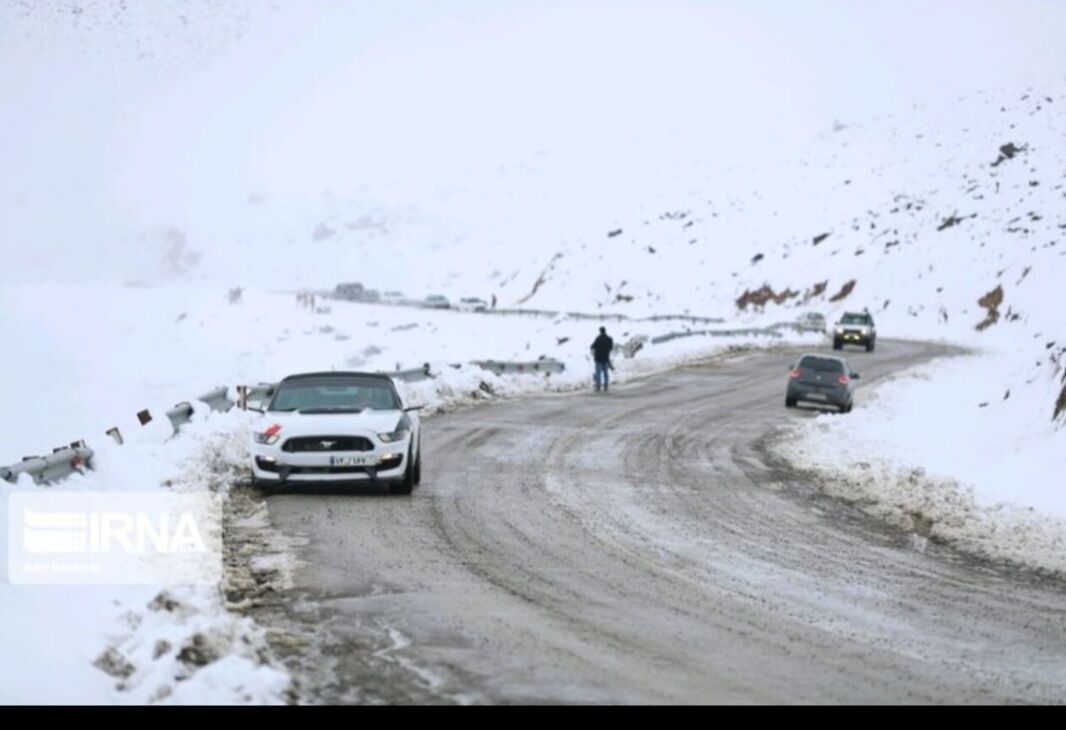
[237,385,249,411]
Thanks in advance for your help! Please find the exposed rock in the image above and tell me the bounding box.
[991,142,1027,167]
[937,212,976,231]
[153,640,173,660]
[802,280,827,303]
[607,229,623,238]
[93,647,135,679]
[148,591,183,613]
[828,280,857,302]
[812,232,831,246]
[735,284,799,310]
[517,252,563,305]
[176,632,225,668]
[976,285,1004,331]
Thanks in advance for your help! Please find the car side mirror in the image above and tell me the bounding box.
[851,372,861,380]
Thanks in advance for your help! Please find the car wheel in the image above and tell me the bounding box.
[833,339,842,350]
[785,396,797,408]
[413,453,422,486]
[866,341,875,352]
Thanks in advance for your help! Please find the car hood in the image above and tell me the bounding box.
[256,410,405,436]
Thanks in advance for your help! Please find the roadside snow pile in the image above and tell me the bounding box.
[775,351,1066,575]
[0,410,292,704]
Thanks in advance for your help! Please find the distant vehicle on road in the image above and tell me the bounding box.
[795,311,827,333]
[422,295,451,310]
[833,311,877,352]
[333,282,380,304]
[381,290,405,305]
[250,372,422,495]
[457,297,488,312]
[785,354,860,413]
[333,282,366,301]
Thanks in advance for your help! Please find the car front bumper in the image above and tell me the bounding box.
[835,329,872,345]
[251,437,410,484]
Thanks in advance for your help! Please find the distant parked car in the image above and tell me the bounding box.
[423,295,451,310]
[795,311,827,333]
[333,282,366,301]
[785,354,860,413]
[457,297,488,312]
[833,311,877,352]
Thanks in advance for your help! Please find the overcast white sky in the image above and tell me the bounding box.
[2,0,1066,283]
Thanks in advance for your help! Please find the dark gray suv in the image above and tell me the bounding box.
[785,354,860,413]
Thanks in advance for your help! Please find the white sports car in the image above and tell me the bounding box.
[250,372,422,494]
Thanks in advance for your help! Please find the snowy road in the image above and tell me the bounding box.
[252,340,1066,704]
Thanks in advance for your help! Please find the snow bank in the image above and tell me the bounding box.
[0,410,292,704]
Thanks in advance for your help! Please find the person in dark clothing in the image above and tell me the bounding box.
[590,327,614,392]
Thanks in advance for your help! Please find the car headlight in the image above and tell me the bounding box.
[254,424,282,445]
[379,415,412,443]
[835,328,844,334]
[378,428,410,443]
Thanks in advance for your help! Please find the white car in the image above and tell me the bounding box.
[795,311,827,333]
[457,297,488,312]
[250,372,422,494]
[423,294,451,310]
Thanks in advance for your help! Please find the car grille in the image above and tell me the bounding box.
[257,459,370,475]
[281,436,374,453]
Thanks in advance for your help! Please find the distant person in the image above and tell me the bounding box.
[590,326,614,392]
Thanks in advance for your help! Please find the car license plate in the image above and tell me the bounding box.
[807,393,827,401]
[330,455,371,467]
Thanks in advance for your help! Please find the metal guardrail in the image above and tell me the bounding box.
[165,386,235,431]
[651,326,786,345]
[470,359,566,376]
[0,446,94,485]
[488,307,724,326]
[335,294,727,327]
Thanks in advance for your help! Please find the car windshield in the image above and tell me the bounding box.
[798,357,844,373]
[840,314,871,325]
[269,379,400,413]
